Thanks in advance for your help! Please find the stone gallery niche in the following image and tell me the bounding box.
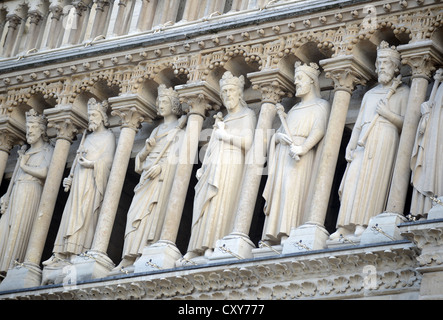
[0,0,442,300]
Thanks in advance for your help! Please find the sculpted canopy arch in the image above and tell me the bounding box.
[69,72,121,105]
[201,47,261,86]
[204,55,260,97]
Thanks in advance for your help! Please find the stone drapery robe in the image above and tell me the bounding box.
[0,142,53,272]
[262,100,329,243]
[53,129,115,255]
[187,107,256,254]
[410,82,443,217]
[122,121,184,258]
[337,84,409,228]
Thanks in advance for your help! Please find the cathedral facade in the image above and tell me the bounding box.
[0,0,442,300]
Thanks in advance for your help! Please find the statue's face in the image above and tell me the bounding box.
[221,84,241,112]
[294,70,311,97]
[376,56,396,85]
[88,110,104,131]
[157,95,173,117]
[26,122,43,145]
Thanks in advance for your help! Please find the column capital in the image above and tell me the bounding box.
[175,81,222,118]
[320,55,374,94]
[398,40,443,81]
[27,10,44,25]
[44,104,88,143]
[6,14,22,29]
[248,68,295,104]
[109,93,157,131]
[0,115,26,153]
[48,4,64,21]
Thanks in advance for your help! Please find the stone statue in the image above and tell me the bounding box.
[0,109,53,273]
[410,68,443,219]
[330,41,409,241]
[183,71,257,260]
[262,62,330,245]
[44,98,116,265]
[113,85,186,271]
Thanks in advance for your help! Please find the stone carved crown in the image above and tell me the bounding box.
[87,98,108,117]
[157,84,182,114]
[220,71,245,89]
[377,40,401,62]
[158,83,179,100]
[26,109,47,126]
[295,61,321,79]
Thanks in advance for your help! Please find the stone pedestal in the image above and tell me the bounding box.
[400,220,443,300]
[42,252,115,285]
[427,198,443,220]
[281,223,329,254]
[208,233,255,262]
[69,251,115,283]
[133,241,182,273]
[360,212,408,245]
[0,262,41,292]
[251,244,282,258]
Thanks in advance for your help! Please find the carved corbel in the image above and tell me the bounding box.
[248,68,295,104]
[399,40,443,81]
[175,81,222,118]
[320,55,374,93]
[108,93,157,130]
[44,104,88,142]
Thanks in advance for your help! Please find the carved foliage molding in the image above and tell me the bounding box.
[1,244,421,300]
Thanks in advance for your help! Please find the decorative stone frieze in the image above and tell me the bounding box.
[0,0,442,301]
[0,242,420,300]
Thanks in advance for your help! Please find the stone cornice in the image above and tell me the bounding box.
[0,241,420,300]
[0,0,441,91]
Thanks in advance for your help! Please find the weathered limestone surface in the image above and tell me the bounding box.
[0,0,442,300]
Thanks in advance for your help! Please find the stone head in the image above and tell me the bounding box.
[156,84,182,117]
[25,109,48,144]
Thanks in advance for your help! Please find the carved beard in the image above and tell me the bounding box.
[26,133,39,145]
[378,71,394,85]
[295,83,310,97]
[88,121,100,132]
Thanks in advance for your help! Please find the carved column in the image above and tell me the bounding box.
[0,115,26,187]
[286,55,372,253]
[0,105,87,291]
[90,0,113,39]
[0,134,13,187]
[71,94,156,281]
[134,81,220,272]
[181,0,198,21]
[45,4,64,49]
[211,68,294,261]
[24,10,44,51]
[67,1,90,45]
[385,40,443,216]
[136,0,157,31]
[3,14,22,57]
